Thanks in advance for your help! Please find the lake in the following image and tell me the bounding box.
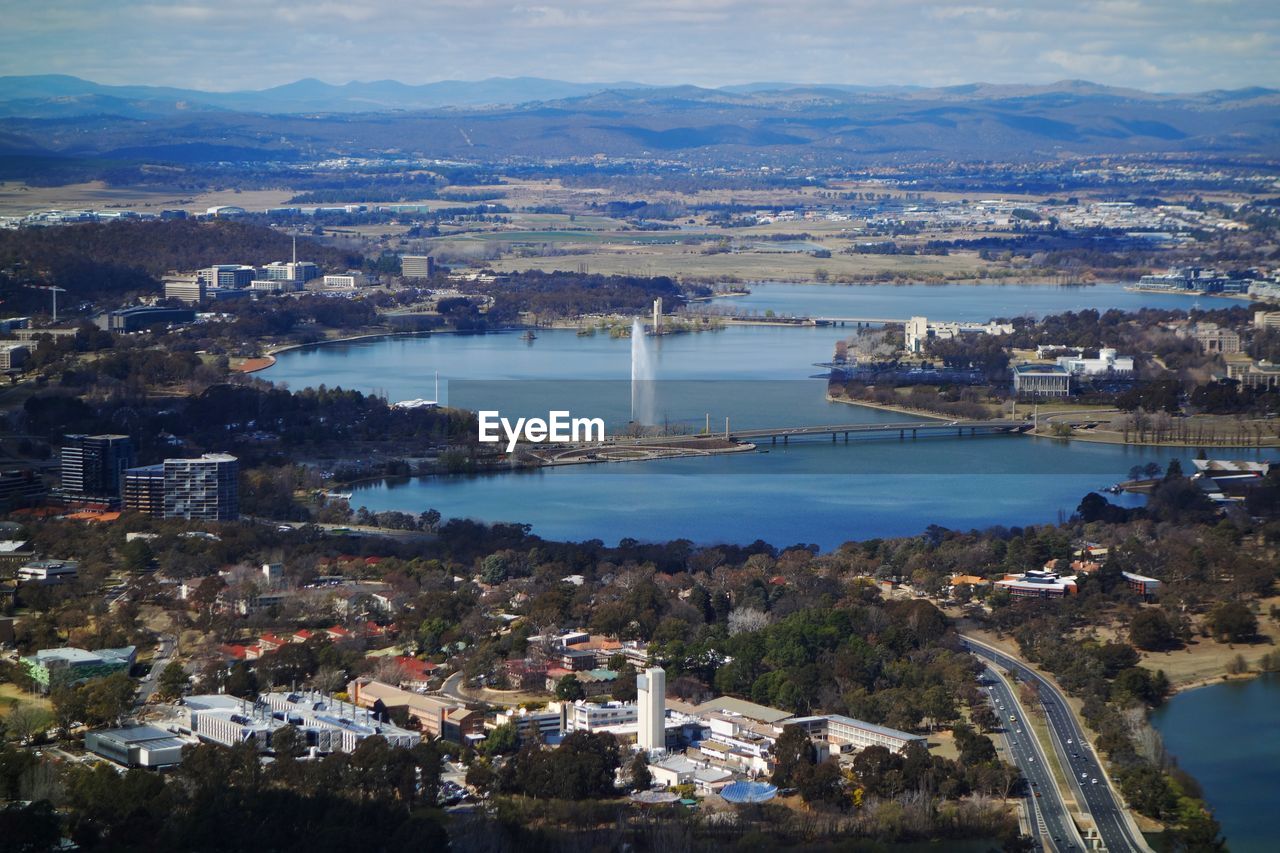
[263,281,1262,549]
[1151,674,1280,853]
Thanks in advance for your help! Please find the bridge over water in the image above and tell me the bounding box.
[611,418,1032,446]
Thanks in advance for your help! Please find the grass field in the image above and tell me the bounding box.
[0,682,50,715]
[488,242,994,281]
[0,181,297,217]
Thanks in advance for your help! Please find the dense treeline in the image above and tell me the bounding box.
[480,270,698,322]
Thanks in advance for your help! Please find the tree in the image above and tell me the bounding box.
[555,674,585,702]
[797,759,846,808]
[771,724,817,788]
[4,704,52,744]
[482,722,518,756]
[1207,601,1257,643]
[270,724,305,759]
[155,662,188,701]
[1130,609,1176,651]
[119,539,154,573]
[970,704,999,734]
[629,753,652,791]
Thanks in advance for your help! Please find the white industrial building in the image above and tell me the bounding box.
[181,690,420,753]
[84,725,188,768]
[785,714,926,754]
[1056,348,1134,377]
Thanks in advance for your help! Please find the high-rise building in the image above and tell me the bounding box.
[123,464,165,517]
[401,255,435,279]
[60,435,134,503]
[0,468,45,511]
[196,265,257,289]
[163,454,239,520]
[164,278,206,304]
[636,666,666,752]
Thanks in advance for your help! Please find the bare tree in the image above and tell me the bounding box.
[728,607,770,636]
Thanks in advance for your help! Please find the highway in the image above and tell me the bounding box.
[963,637,1150,853]
[979,662,1085,851]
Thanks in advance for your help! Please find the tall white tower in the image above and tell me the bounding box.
[636,666,666,752]
[652,298,662,334]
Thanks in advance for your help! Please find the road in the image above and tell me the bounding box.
[963,636,1150,853]
[979,663,1085,851]
[135,633,176,708]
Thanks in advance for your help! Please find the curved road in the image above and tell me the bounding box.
[963,636,1149,853]
[979,662,1084,851]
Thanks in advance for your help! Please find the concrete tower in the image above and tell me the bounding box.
[636,666,666,752]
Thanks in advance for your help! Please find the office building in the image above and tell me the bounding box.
[322,272,366,289]
[905,316,1014,354]
[995,569,1078,598]
[99,306,196,333]
[60,434,135,503]
[1225,359,1280,391]
[1056,347,1134,377]
[164,278,206,304]
[17,559,79,585]
[0,343,28,370]
[163,454,239,520]
[85,725,187,768]
[262,261,319,283]
[1012,363,1071,397]
[123,464,166,517]
[401,255,435,279]
[184,690,420,754]
[0,468,45,511]
[785,715,927,755]
[347,678,483,742]
[22,645,135,691]
[637,666,666,752]
[197,265,257,289]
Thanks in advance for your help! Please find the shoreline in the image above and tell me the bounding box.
[825,393,968,422]
[1028,427,1280,449]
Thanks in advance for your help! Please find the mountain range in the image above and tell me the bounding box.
[0,75,1277,166]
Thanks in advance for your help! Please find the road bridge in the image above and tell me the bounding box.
[612,418,1031,446]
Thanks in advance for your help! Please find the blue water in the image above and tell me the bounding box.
[705,281,1221,322]
[263,279,1264,549]
[1151,674,1280,853]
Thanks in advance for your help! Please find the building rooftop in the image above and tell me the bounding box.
[694,696,792,724]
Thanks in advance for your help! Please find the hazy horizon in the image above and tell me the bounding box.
[1,1,1275,94]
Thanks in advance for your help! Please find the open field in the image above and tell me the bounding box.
[488,243,995,282]
[0,181,297,216]
[0,682,51,714]
[1137,595,1280,691]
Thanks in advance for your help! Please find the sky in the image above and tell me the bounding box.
[0,0,1276,93]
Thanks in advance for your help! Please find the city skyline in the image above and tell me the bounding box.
[0,0,1276,94]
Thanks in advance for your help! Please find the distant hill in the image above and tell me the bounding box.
[0,76,1276,166]
[0,74,655,116]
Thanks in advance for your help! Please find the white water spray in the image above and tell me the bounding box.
[630,317,657,425]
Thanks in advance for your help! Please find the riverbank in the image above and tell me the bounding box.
[1137,594,1280,694]
[824,391,972,417]
[1030,423,1280,448]
[266,328,436,358]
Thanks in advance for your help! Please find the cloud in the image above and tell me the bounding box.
[0,0,1275,92]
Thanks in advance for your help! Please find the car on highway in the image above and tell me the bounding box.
[1091,778,1098,785]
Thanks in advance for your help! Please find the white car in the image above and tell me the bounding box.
[1081,772,1088,779]
[1067,738,1073,744]
[1091,778,1098,785]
